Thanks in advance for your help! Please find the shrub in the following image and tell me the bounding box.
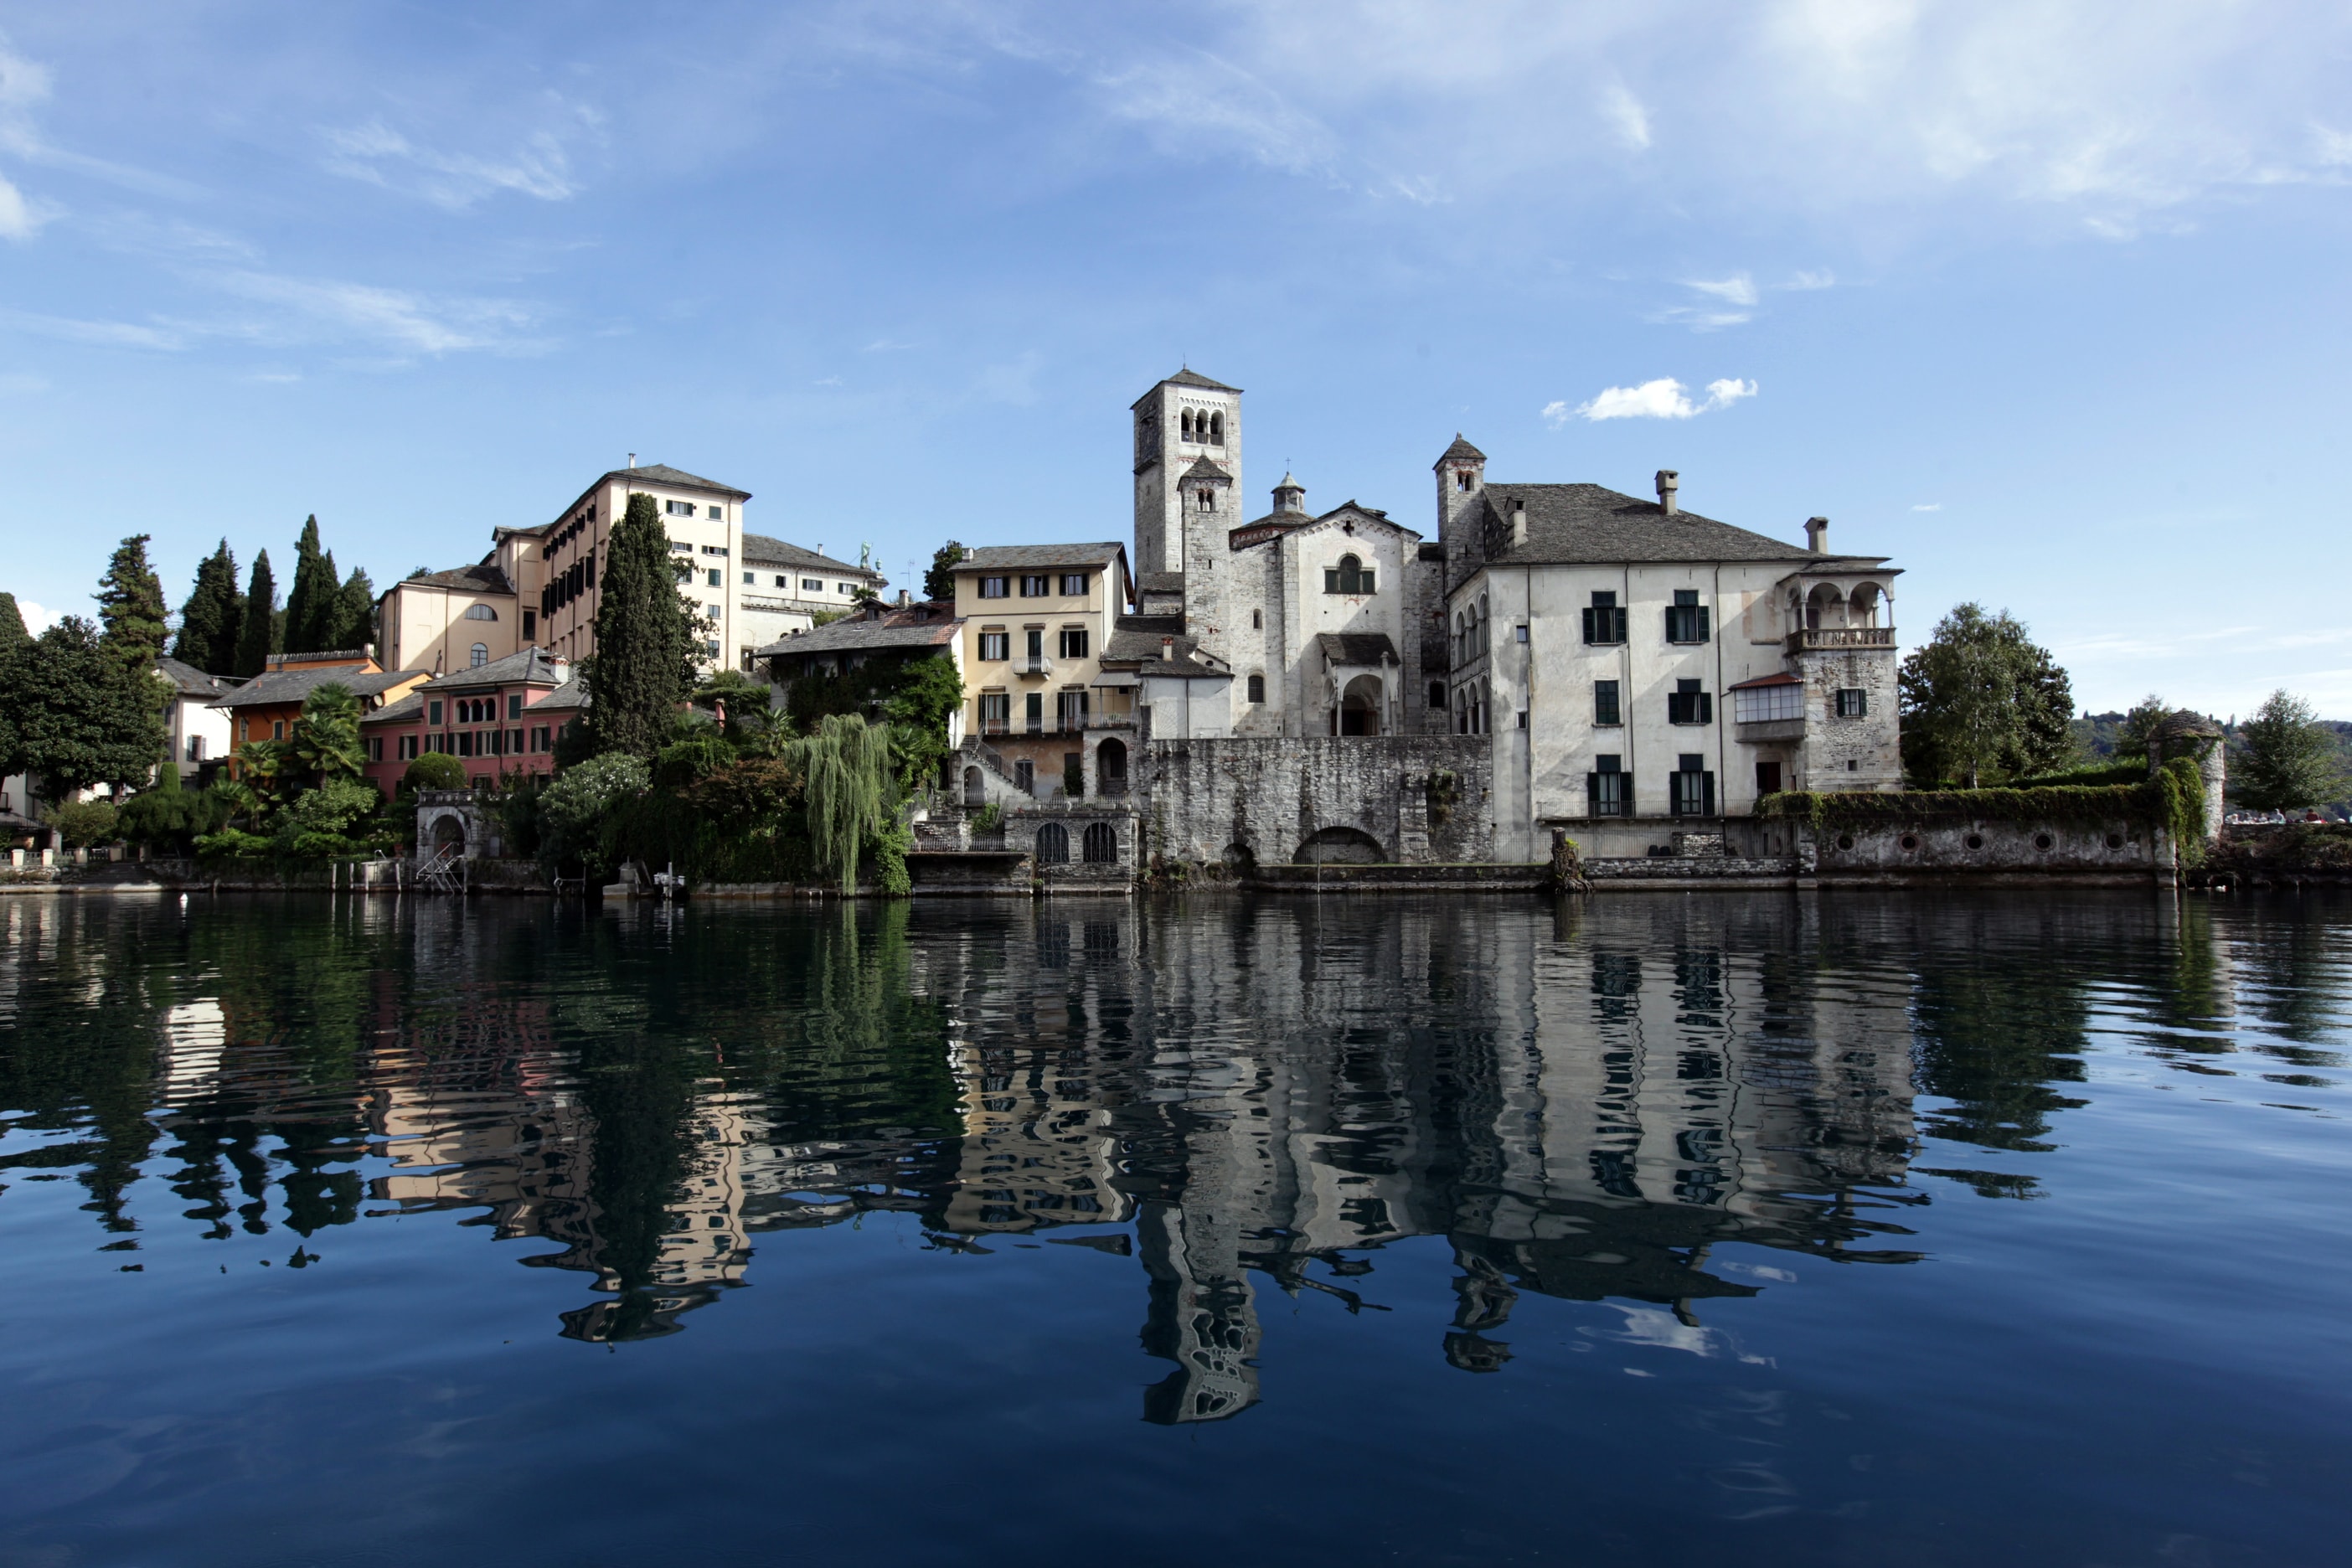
[276,779,382,859]
[194,828,276,859]
[539,753,650,871]
[43,798,119,848]
[405,753,467,792]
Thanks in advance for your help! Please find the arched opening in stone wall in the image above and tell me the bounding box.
[430,815,467,854]
[1805,584,1844,631]
[1222,842,1257,872]
[1034,823,1070,864]
[1849,582,1884,627]
[1096,738,1127,786]
[1082,823,1117,864]
[1293,826,1385,864]
[963,766,984,807]
[1338,674,1384,736]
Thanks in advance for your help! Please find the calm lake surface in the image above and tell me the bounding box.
[2,890,2348,1566]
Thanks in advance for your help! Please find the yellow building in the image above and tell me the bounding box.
[951,543,1134,800]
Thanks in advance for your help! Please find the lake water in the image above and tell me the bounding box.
[1,890,2348,1566]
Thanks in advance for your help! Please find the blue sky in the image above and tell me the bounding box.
[3,2,2349,716]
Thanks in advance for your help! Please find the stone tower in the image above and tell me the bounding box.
[1132,369,1243,583]
[1433,434,1487,591]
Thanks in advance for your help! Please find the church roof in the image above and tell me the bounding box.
[1472,483,1868,565]
[1436,434,1487,466]
[1180,456,1232,482]
[1163,369,1240,393]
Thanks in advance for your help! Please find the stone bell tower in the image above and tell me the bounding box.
[1132,369,1243,583]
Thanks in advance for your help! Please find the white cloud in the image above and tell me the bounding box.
[1557,375,1756,421]
[1600,83,1650,150]
[209,271,540,355]
[0,308,183,349]
[1686,274,1759,307]
[1658,275,1759,330]
[14,599,57,634]
[862,338,916,353]
[321,118,582,210]
[1782,269,1837,290]
[814,375,845,387]
[0,170,39,240]
[1911,502,1942,511]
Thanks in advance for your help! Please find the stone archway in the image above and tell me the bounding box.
[1293,826,1385,864]
[1338,674,1383,736]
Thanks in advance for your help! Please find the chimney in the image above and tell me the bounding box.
[627,452,637,469]
[962,546,976,561]
[1161,637,1175,661]
[1805,516,1829,554]
[1655,470,1679,515]
[1510,498,1528,547]
[896,588,910,606]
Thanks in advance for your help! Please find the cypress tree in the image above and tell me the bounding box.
[327,567,376,657]
[96,534,170,678]
[175,539,243,673]
[235,550,281,678]
[282,515,328,654]
[0,592,28,779]
[582,492,697,758]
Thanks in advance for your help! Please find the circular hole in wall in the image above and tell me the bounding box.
[1964,833,1984,849]
[2107,833,2125,848]
[2035,833,2055,850]
[1836,833,1855,850]
[1899,834,1920,851]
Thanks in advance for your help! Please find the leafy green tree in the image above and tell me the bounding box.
[174,539,243,673]
[923,541,965,602]
[117,762,229,854]
[539,751,650,869]
[276,778,380,858]
[96,534,170,676]
[0,593,28,779]
[235,550,280,678]
[3,617,168,800]
[2109,694,2173,765]
[581,492,698,758]
[787,713,894,894]
[1898,603,2075,788]
[43,798,119,848]
[2234,689,2349,811]
[290,682,364,785]
[404,753,467,792]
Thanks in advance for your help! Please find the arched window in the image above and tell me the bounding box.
[470,643,488,668]
[1247,673,1265,704]
[1849,583,1883,627]
[1097,738,1127,783]
[1082,823,1117,863]
[464,604,498,621]
[1323,554,1375,594]
[1197,487,1215,511]
[1181,410,1194,440]
[963,766,984,807]
[1209,411,1224,445]
[1034,823,1070,864]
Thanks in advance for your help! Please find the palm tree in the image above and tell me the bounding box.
[233,740,291,812]
[292,682,365,784]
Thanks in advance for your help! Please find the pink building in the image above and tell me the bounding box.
[361,648,583,797]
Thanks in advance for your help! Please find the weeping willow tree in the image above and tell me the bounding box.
[789,713,896,893]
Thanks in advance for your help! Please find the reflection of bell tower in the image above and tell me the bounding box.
[1131,369,1242,584]
[1136,1201,1261,1424]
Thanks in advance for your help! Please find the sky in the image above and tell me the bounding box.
[2,0,2349,718]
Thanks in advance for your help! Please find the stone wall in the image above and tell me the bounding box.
[1810,816,2165,879]
[1138,735,1494,868]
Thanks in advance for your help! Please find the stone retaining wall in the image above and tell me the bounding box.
[1139,735,1492,869]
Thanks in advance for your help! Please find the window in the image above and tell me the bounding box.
[1035,823,1070,863]
[979,632,1010,661]
[1735,682,1805,724]
[1196,487,1215,512]
[397,735,418,761]
[776,575,790,589]
[1057,627,1089,659]
[838,583,853,595]
[531,726,551,754]
[1060,572,1087,596]
[1756,761,1782,796]
[1056,690,1089,731]
[1581,591,1627,646]
[521,610,535,639]
[366,736,383,762]
[707,602,723,617]
[707,505,723,519]
[508,694,524,720]
[1323,554,1375,594]
[471,643,488,668]
[1666,588,1710,644]
[701,544,730,556]
[707,569,722,587]
[803,577,825,592]
[1209,411,1224,445]
[1667,678,1713,725]
[743,572,755,585]
[665,500,694,515]
[1014,758,1034,792]
[1249,674,1266,704]
[429,700,443,726]
[1671,755,1716,817]
[188,735,206,762]
[1515,625,1529,643]
[1083,823,1117,863]
[1587,755,1629,817]
[1252,608,1262,629]
[1024,691,1044,732]
[1181,409,1194,441]
[979,692,1011,732]
[979,576,1009,599]
[1594,679,1621,726]
[1427,681,1445,712]
[464,604,497,621]
[1835,688,1869,718]
[1024,628,1044,663]
[670,543,693,554]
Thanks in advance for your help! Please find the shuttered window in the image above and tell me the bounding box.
[1665,589,1710,644]
[1581,591,1627,646]
[1670,755,1716,816]
[1586,754,1630,817]
[1667,678,1714,725]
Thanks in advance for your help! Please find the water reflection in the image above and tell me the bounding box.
[0,890,2340,1419]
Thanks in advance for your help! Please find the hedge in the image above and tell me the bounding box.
[1761,756,2206,859]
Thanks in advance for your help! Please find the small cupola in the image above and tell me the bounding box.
[1272,472,1306,514]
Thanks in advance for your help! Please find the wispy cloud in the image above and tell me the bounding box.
[1911,502,1942,512]
[209,271,542,354]
[0,308,183,350]
[1783,269,1837,290]
[862,338,916,353]
[1548,376,1756,424]
[1685,274,1758,307]
[320,117,584,210]
[1600,83,1649,151]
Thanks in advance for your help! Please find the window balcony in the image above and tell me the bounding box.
[1014,654,1055,678]
[1786,627,1896,654]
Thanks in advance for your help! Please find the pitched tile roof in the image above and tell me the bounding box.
[1180,456,1232,482]
[359,691,424,726]
[757,606,962,659]
[531,678,591,713]
[211,664,423,709]
[959,542,1128,572]
[740,533,877,577]
[400,560,513,595]
[1472,484,1875,566]
[155,656,240,698]
[1102,615,1225,677]
[1157,368,1241,394]
[415,647,572,694]
[1436,434,1487,465]
[601,462,750,500]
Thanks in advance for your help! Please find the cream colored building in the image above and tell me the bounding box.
[952,543,1134,799]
